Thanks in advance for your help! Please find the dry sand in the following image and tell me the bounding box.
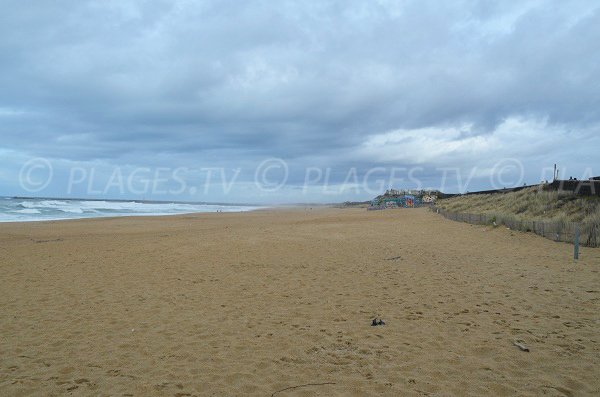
[1,208,599,396]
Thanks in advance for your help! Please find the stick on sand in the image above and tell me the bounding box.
[271,382,336,396]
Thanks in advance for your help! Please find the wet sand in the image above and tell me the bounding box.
[1,208,599,396]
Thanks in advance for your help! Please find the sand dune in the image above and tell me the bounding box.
[1,208,599,396]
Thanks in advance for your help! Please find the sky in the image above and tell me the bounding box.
[1,0,599,203]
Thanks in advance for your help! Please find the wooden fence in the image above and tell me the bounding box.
[431,207,599,248]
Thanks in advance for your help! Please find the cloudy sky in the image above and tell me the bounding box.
[1,0,599,203]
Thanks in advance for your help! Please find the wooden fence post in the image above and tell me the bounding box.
[574,225,580,261]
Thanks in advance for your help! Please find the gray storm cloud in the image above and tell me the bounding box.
[0,0,599,201]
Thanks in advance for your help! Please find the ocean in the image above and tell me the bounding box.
[0,197,261,222]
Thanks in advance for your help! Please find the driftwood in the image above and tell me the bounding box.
[30,238,63,244]
[271,382,336,396]
[513,340,530,352]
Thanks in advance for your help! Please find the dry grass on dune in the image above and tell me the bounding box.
[437,187,600,224]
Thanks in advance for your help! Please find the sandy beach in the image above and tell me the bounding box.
[1,207,599,396]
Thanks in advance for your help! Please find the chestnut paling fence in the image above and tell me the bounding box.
[431,207,600,248]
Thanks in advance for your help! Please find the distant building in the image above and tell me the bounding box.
[422,195,436,203]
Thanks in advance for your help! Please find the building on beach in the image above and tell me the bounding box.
[369,194,420,209]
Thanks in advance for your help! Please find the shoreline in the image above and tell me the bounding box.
[0,204,271,225]
[0,208,265,225]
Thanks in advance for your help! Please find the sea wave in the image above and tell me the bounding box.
[14,208,42,214]
[0,198,261,222]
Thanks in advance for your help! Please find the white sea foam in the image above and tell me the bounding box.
[0,198,261,222]
[14,208,42,214]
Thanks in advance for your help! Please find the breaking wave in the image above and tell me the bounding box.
[0,198,260,222]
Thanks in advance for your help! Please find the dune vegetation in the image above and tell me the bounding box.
[436,187,600,224]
